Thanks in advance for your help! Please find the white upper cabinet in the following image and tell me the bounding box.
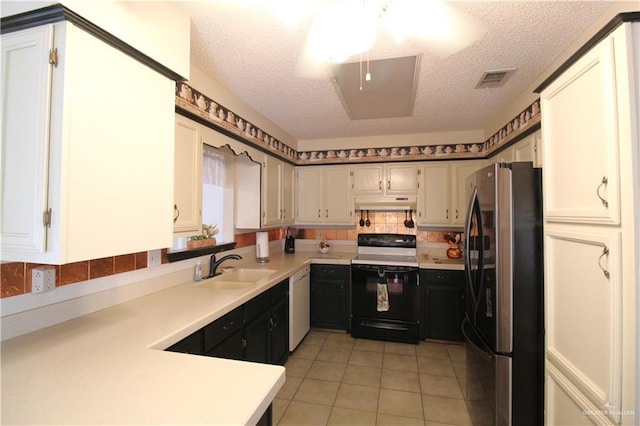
[280,162,295,226]
[262,155,295,228]
[352,163,418,196]
[295,166,353,225]
[490,130,541,166]
[1,22,175,264]
[173,115,202,235]
[418,161,483,227]
[541,35,620,225]
[1,25,54,255]
[417,163,450,226]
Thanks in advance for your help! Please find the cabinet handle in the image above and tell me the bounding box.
[387,180,391,190]
[318,209,321,218]
[222,321,235,331]
[325,209,328,218]
[455,209,459,219]
[283,209,286,219]
[379,181,382,190]
[173,204,180,223]
[596,176,609,208]
[445,209,449,219]
[597,246,610,279]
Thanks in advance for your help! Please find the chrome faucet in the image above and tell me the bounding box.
[208,254,242,278]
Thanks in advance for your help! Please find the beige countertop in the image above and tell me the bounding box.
[1,247,462,424]
[1,251,317,425]
[418,247,465,271]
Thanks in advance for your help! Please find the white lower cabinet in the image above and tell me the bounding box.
[545,226,623,424]
[295,166,353,225]
[1,22,175,264]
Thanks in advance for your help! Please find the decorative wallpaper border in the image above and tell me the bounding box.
[176,82,298,161]
[175,82,541,164]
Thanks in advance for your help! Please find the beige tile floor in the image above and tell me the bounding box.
[274,329,473,425]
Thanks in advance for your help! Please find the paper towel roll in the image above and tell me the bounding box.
[256,231,269,261]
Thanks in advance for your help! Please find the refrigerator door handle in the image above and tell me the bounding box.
[496,166,514,354]
[464,188,481,315]
[496,354,513,426]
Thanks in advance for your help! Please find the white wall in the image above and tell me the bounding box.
[188,66,298,149]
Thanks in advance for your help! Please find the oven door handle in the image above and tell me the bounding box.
[359,320,411,331]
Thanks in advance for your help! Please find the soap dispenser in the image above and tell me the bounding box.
[194,260,203,281]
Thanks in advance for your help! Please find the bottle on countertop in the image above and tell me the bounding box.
[194,260,202,281]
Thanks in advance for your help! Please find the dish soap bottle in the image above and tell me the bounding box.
[194,260,202,281]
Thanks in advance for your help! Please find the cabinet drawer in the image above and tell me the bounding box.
[311,265,349,280]
[421,269,464,286]
[204,307,243,352]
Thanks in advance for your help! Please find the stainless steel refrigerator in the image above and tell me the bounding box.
[462,162,544,425]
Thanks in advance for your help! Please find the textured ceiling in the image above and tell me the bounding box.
[184,1,614,142]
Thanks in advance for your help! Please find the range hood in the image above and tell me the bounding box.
[354,196,417,211]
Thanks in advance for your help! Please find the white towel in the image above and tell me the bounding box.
[377,278,389,312]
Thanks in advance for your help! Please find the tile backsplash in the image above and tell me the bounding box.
[1,217,456,299]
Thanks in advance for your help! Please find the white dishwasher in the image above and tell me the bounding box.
[289,265,310,351]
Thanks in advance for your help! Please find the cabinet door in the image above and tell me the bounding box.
[541,36,620,225]
[323,166,353,225]
[270,297,289,365]
[386,164,418,195]
[513,133,535,163]
[173,115,202,234]
[281,162,295,225]
[244,310,271,364]
[451,161,482,226]
[423,286,463,341]
[1,25,53,254]
[311,265,349,330]
[262,155,281,227]
[418,163,451,226]
[545,226,622,423]
[352,165,383,195]
[295,167,322,224]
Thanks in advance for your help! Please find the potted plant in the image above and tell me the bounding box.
[187,224,219,249]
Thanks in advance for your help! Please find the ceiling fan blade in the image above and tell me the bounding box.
[382,0,485,57]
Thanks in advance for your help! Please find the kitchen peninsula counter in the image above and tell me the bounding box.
[0,251,323,425]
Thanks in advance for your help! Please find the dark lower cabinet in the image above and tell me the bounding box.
[269,290,289,365]
[204,306,244,359]
[243,280,289,366]
[420,269,465,341]
[310,264,350,330]
[164,280,289,425]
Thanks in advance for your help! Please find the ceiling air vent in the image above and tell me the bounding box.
[475,69,516,89]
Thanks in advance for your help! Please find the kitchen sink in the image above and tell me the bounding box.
[194,268,277,290]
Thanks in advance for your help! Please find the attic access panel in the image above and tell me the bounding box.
[331,55,419,120]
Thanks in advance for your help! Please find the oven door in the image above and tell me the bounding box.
[351,264,419,321]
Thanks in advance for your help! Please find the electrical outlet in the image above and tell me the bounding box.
[147,249,162,267]
[32,266,56,294]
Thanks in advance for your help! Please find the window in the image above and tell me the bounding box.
[202,145,234,242]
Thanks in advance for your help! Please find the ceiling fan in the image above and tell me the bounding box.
[274,0,486,79]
